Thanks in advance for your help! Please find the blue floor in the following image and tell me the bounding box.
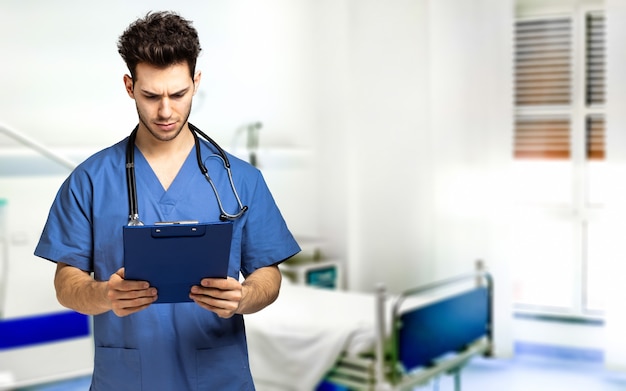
[15,348,626,391]
[16,376,91,391]
[423,354,626,391]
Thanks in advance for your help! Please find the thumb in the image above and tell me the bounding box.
[114,267,125,279]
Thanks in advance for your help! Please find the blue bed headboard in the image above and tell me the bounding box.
[389,270,493,380]
[397,286,490,371]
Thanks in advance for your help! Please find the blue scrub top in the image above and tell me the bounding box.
[35,132,301,391]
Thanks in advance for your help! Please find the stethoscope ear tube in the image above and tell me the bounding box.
[126,126,144,226]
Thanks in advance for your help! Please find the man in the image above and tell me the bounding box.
[35,11,300,390]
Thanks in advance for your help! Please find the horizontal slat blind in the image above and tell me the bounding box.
[515,18,572,106]
[587,115,605,160]
[586,13,605,106]
[514,118,570,159]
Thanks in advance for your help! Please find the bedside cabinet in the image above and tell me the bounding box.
[280,260,343,290]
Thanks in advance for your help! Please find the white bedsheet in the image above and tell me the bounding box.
[245,282,379,391]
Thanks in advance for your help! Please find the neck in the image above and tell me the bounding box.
[133,122,195,191]
[135,122,195,158]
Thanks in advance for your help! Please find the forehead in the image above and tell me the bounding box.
[133,62,193,92]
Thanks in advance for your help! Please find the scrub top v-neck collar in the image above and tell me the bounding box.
[132,145,198,221]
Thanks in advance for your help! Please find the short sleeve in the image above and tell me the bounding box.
[239,172,300,277]
[34,168,94,272]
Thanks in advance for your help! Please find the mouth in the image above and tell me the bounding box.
[155,122,177,131]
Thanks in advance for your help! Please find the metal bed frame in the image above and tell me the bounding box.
[323,262,493,391]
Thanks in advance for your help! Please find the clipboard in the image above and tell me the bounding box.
[123,221,233,303]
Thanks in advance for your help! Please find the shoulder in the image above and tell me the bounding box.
[224,151,260,175]
[71,139,127,177]
[223,151,268,194]
[59,139,127,193]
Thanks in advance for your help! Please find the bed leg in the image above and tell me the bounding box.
[432,376,440,391]
[374,283,392,391]
[475,259,484,287]
[453,370,461,391]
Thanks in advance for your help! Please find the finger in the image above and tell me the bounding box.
[191,285,241,301]
[111,268,153,290]
[120,279,154,292]
[113,286,157,299]
[190,296,236,318]
[190,287,237,307]
[112,297,156,317]
[200,276,238,289]
[109,276,152,294]
[111,290,158,312]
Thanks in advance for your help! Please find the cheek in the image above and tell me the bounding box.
[175,99,194,112]
[135,100,154,115]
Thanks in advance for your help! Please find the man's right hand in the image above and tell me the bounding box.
[107,267,158,317]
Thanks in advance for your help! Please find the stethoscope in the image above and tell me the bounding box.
[125,123,248,226]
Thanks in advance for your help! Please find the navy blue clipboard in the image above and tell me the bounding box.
[123,221,233,303]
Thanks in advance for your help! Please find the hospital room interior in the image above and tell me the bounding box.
[2,0,626,390]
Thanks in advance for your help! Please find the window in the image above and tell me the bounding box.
[512,10,605,317]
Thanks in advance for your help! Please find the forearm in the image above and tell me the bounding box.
[237,265,282,315]
[54,262,111,315]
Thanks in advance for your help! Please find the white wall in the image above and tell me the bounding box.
[0,0,316,149]
[314,0,515,356]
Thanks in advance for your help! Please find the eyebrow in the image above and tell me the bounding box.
[139,87,191,97]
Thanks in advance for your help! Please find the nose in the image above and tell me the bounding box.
[158,98,172,118]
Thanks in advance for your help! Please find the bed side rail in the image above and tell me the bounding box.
[389,263,493,384]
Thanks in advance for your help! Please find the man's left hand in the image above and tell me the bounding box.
[190,277,244,318]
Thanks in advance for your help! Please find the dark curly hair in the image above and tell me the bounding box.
[117,11,202,81]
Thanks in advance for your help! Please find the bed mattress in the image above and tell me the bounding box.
[245,282,379,391]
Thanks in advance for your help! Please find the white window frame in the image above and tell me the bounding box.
[513,3,605,319]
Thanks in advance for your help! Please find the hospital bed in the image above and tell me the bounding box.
[246,262,493,391]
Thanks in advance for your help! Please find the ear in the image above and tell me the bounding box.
[193,71,202,95]
[123,74,134,98]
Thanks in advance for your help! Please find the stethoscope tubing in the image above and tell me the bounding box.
[126,126,142,226]
[125,123,248,225]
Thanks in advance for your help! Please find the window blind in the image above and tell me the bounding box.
[514,13,605,161]
[515,18,572,106]
[587,115,605,160]
[586,13,605,106]
[514,117,570,159]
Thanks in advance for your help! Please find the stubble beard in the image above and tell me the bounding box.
[136,104,193,143]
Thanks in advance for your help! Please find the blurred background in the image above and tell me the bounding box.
[2,0,626,389]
